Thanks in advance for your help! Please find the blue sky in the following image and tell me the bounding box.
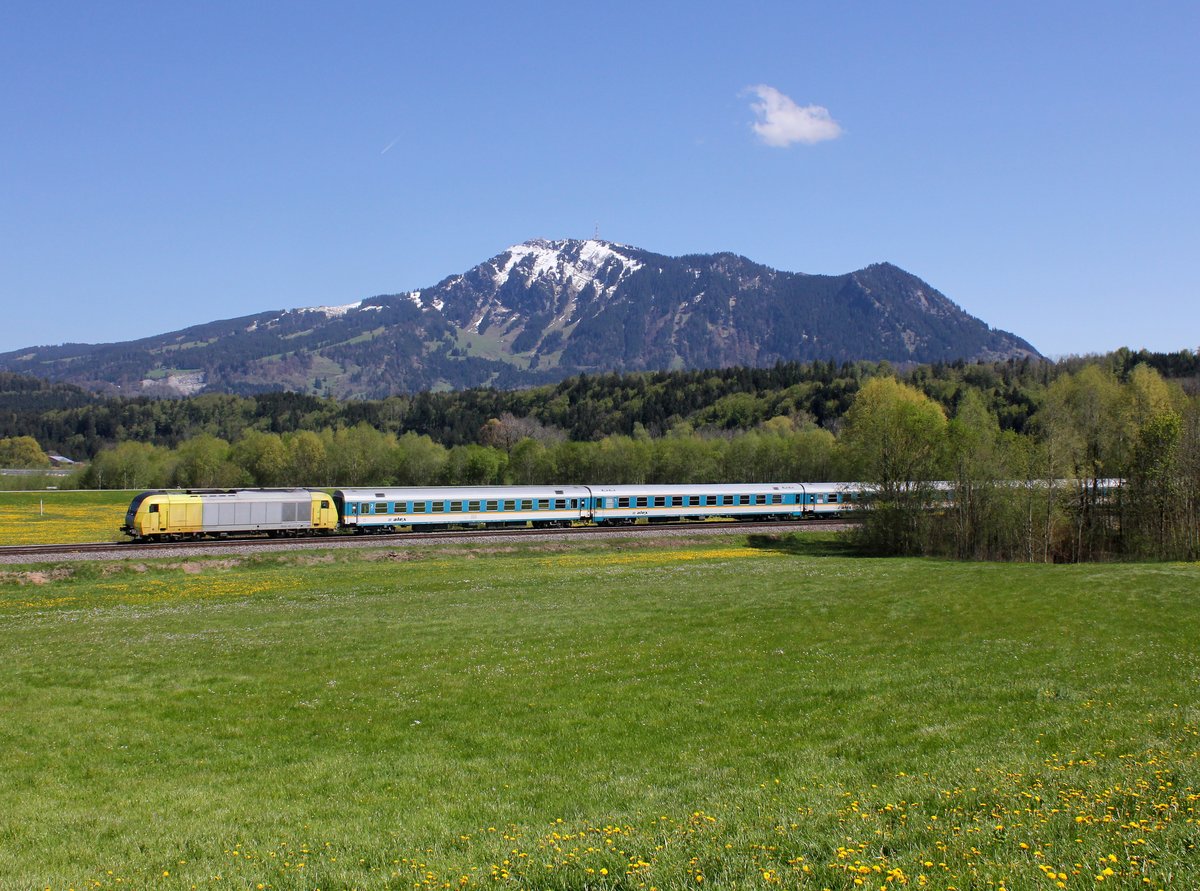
[3,1,1197,358]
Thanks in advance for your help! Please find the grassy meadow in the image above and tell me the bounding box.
[0,490,131,545]
[0,534,1197,890]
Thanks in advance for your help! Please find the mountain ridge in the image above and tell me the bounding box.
[0,239,1039,397]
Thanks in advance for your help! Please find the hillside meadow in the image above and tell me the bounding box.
[0,534,1196,890]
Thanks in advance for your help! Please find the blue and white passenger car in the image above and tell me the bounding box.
[801,482,870,515]
[589,483,808,524]
[333,485,591,531]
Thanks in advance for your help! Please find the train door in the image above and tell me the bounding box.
[796,485,809,517]
[317,498,333,529]
[149,502,167,533]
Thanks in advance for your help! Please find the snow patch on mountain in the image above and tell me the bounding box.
[299,300,363,318]
[491,239,643,294]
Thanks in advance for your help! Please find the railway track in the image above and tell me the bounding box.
[0,518,855,562]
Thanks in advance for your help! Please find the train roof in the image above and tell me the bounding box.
[799,481,871,493]
[334,485,592,500]
[589,483,805,495]
[139,488,316,501]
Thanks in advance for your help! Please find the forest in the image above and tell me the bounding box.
[2,347,1199,562]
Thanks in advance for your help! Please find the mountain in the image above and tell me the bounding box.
[0,239,1039,398]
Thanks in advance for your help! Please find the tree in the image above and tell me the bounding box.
[172,435,246,489]
[0,436,50,468]
[1124,410,1183,558]
[650,432,719,483]
[943,389,1007,559]
[393,432,447,485]
[477,412,563,453]
[85,441,173,489]
[442,444,505,485]
[589,435,651,484]
[840,377,946,498]
[325,423,395,486]
[785,428,837,481]
[286,430,329,486]
[231,431,289,486]
[507,438,551,484]
[839,377,947,554]
[1038,366,1125,560]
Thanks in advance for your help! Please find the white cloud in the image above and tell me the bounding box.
[745,85,843,147]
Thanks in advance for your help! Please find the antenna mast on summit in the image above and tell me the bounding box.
[593,222,601,241]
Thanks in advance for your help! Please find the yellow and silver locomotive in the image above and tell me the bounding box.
[121,488,337,541]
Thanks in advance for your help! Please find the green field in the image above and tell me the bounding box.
[0,490,132,545]
[0,535,1196,890]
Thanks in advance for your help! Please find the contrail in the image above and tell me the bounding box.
[380,135,402,155]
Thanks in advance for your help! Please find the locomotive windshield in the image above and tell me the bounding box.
[123,491,160,527]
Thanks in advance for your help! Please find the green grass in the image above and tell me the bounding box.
[454,329,532,368]
[0,472,76,492]
[0,489,132,543]
[0,534,1197,890]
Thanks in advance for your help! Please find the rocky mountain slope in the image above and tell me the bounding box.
[0,239,1039,397]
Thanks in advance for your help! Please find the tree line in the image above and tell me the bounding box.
[74,420,842,493]
[54,356,1200,561]
[841,366,1200,562]
[8,350,1200,562]
[5,348,1196,460]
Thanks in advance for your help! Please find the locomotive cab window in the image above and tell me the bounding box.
[149,504,159,513]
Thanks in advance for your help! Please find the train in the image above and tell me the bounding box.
[119,482,866,541]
